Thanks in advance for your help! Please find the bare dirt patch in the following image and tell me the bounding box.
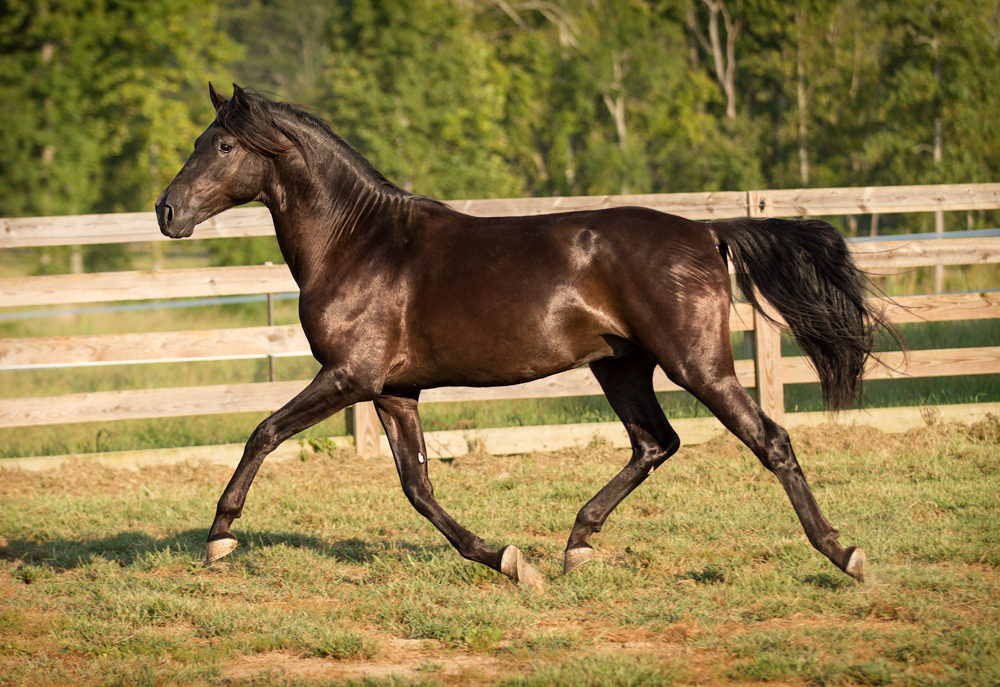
[219,633,737,686]
[221,638,505,685]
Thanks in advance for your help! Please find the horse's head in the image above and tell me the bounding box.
[156,83,290,238]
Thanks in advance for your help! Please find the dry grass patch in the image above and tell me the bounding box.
[1,421,998,686]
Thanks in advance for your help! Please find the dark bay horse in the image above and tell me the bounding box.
[157,84,896,587]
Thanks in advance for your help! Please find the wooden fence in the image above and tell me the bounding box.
[2,183,1000,463]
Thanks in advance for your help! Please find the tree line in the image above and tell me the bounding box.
[3,0,998,222]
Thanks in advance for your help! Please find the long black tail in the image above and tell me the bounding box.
[712,217,902,411]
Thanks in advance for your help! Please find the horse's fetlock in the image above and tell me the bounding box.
[216,496,243,518]
[574,506,602,531]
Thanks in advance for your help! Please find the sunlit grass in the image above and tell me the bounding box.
[1,420,997,685]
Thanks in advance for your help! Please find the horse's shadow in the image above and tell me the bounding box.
[1,528,449,573]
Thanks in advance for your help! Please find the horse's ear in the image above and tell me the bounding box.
[209,82,228,113]
[232,83,250,109]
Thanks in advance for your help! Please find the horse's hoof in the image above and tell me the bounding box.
[500,545,545,592]
[563,546,594,574]
[205,534,238,566]
[845,547,865,583]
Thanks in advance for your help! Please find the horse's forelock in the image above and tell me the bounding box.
[216,93,295,157]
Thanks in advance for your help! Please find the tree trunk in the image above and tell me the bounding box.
[796,5,809,186]
[687,0,742,119]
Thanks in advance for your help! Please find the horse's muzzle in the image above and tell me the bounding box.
[155,192,194,238]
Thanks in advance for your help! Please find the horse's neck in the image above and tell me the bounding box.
[267,149,403,285]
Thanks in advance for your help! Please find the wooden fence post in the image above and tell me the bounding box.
[746,189,784,423]
[347,402,381,457]
[752,303,785,423]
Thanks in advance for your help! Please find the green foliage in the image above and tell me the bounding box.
[5,0,998,221]
[318,0,527,200]
[0,0,242,218]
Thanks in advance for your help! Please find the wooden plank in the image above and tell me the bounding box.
[0,192,750,249]
[730,303,755,330]
[0,438,341,471]
[783,402,1000,433]
[1,238,997,313]
[0,325,311,369]
[0,264,298,308]
[753,300,784,422]
[382,418,730,457]
[851,237,1000,269]
[6,183,998,250]
[4,401,999,466]
[398,400,1000,457]
[4,242,994,312]
[0,313,753,371]
[740,292,1000,331]
[0,206,275,248]
[780,347,1000,385]
[752,183,1000,218]
[862,347,1000,381]
[881,292,1000,324]
[448,191,749,220]
[0,359,756,429]
[349,402,381,458]
[0,380,310,428]
[421,360,756,404]
[420,368,605,403]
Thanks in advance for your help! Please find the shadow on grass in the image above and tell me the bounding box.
[676,566,727,584]
[0,528,451,573]
[803,572,852,590]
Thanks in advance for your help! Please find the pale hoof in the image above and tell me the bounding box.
[205,535,238,566]
[500,546,544,592]
[563,546,594,575]
[845,547,865,583]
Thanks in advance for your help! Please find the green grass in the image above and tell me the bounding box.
[1,420,998,685]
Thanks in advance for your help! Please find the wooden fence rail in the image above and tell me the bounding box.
[4,183,1000,248]
[2,183,1000,461]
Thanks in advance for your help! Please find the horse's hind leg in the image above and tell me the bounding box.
[374,392,544,590]
[564,351,681,574]
[678,373,865,582]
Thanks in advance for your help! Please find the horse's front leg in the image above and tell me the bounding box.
[206,367,363,564]
[373,392,544,590]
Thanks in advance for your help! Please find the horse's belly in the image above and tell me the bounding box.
[389,328,617,391]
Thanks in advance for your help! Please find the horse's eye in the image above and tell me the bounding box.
[219,142,233,154]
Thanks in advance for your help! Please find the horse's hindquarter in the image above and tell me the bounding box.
[386,207,729,390]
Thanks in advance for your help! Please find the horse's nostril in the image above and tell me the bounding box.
[157,201,175,226]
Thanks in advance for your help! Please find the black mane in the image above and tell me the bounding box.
[216,89,442,205]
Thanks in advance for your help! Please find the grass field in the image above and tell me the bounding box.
[2,419,998,686]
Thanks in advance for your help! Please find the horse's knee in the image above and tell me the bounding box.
[756,423,797,474]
